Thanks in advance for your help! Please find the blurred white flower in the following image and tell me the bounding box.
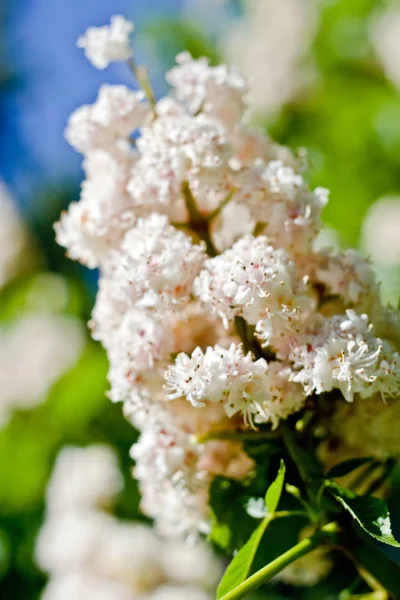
[221,0,318,116]
[45,445,123,513]
[37,445,221,599]
[362,196,400,265]
[77,16,134,69]
[371,6,400,89]
[0,313,85,425]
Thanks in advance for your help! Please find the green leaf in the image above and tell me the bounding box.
[265,459,286,514]
[346,526,400,598]
[216,517,271,599]
[327,481,400,547]
[217,461,288,599]
[326,457,374,479]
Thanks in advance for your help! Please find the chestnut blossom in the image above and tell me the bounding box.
[194,235,307,329]
[248,161,329,260]
[91,85,150,135]
[57,15,400,539]
[55,145,135,267]
[127,114,232,218]
[77,15,134,69]
[65,86,148,154]
[165,343,271,427]
[105,213,206,308]
[290,311,400,402]
[131,412,254,538]
[315,249,379,309]
[167,52,248,127]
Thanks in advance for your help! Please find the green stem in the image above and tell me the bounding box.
[128,58,157,115]
[197,429,279,444]
[281,423,311,485]
[207,188,236,221]
[180,180,217,257]
[273,510,308,520]
[181,180,201,221]
[234,316,266,360]
[219,522,339,600]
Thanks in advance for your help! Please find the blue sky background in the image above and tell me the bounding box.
[0,0,182,207]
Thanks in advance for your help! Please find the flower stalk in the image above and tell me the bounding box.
[219,522,339,600]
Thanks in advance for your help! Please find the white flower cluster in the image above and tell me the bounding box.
[36,445,221,600]
[77,15,134,69]
[0,312,84,426]
[56,16,400,537]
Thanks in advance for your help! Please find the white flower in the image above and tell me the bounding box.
[127,113,232,219]
[362,196,400,265]
[91,85,150,136]
[77,16,134,69]
[150,585,213,600]
[221,0,318,116]
[167,52,248,127]
[165,343,269,426]
[41,573,137,600]
[131,422,210,538]
[246,497,268,519]
[55,150,136,267]
[290,311,389,402]
[106,213,206,308]
[65,87,148,154]
[65,105,113,154]
[257,362,306,429]
[0,313,84,425]
[194,234,304,327]
[105,310,172,403]
[210,201,255,253]
[161,540,222,589]
[45,446,123,513]
[36,511,114,574]
[370,7,400,89]
[229,161,328,263]
[315,249,378,308]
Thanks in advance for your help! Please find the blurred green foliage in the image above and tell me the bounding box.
[0,271,141,600]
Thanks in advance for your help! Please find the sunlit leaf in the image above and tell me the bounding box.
[327,481,400,547]
[216,517,270,599]
[265,459,286,514]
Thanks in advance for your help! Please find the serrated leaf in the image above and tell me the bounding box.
[326,457,374,479]
[265,459,286,514]
[327,481,400,547]
[216,517,270,599]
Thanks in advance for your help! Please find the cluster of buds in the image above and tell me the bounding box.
[56,16,400,538]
